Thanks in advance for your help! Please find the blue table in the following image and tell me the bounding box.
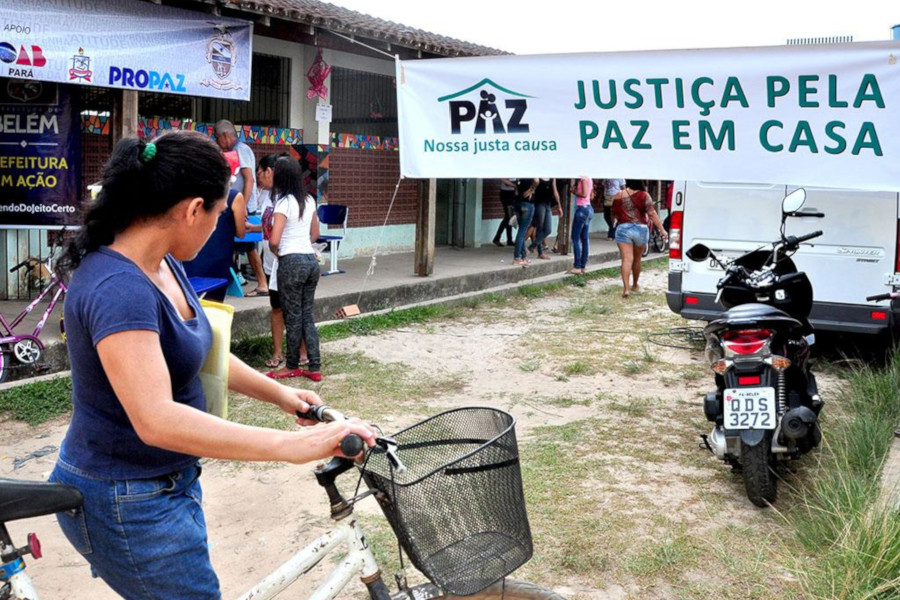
[235,215,262,243]
[189,277,229,297]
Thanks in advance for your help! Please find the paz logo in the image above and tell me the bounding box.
[439,79,533,135]
[201,24,243,91]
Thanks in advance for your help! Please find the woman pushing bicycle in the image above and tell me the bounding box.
[49,131,375,600]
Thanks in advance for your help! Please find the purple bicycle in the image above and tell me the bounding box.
[0,245,67,382]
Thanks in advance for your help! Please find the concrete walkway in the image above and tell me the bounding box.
[1,233,632,375]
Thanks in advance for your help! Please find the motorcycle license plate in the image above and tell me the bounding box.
[723,387,776,430]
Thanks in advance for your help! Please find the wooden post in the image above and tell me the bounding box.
[556,182,572,255]
[415,178,436,276]
[110,90,139,145]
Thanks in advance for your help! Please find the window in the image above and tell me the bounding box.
[330,67,397,137]
[199,53,290,126]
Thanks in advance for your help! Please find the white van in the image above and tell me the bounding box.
[666,181,900,335]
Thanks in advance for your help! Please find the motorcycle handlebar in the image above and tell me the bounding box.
[785,230,823,247]
[866,292,898,302]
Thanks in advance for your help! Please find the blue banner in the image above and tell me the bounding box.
[0,79,80,228]
[0,0,252,101]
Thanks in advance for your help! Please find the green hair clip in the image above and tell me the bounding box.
[140,142,157,163]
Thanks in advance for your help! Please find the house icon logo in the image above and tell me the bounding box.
[438,79,533,135]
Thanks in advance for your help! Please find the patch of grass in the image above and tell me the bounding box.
[626,530,700,576]
[519,360,539,372]
[622,359,649,375]
[229,351,464,428]
[609,396,654,418]
[787,350,900,599]
[562,360,592,377]
[0,375,72,425]
[545,395,591,408]
[567,302,610,317]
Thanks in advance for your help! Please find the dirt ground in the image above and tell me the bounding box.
[0,264,837,599]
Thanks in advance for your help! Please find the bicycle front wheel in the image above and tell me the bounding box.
[413,579,566,599]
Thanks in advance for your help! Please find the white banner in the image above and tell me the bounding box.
[0,0,252,100]
[397,41,900,191]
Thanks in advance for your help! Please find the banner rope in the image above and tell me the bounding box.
[329,31,398,61]
[356,175,404,306]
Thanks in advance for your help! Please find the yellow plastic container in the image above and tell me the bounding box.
[199,299,234,419]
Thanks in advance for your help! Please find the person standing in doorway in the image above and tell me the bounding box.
[214,120,268,297]
[568,176,594,275]
[512,178,537,267]
[603,177,626,239]
[528,178,560,260]
[493,178,517,247]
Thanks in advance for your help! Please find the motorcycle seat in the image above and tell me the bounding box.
[0,479,83,523]
[723,303,791,320]
[706,303,804,334]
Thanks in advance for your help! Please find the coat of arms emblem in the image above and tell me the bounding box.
[201,25,243,91]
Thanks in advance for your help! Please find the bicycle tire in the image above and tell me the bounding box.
[0,347,8,384]
[406,579,566,600]
[652,232,667,254]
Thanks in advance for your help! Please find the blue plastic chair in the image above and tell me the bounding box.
[316,204,349,276]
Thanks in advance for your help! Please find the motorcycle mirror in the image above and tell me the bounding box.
[685,244,711,262]
[782,188,807,214]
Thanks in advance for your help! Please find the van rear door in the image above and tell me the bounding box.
[783,186,897,306]
[681,182,785,297]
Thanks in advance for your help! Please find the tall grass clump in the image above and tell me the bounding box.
[792,351,900,599]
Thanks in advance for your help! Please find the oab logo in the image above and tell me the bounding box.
[439,79,532,135]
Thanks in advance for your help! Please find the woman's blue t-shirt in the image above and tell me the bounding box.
[60,247,212,479]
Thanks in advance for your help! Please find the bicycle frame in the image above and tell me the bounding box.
[237,517,380,600]
[0,276,66,340]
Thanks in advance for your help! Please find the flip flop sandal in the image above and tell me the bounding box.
[266,368,302,379]
[245,288,270,297]
[265,356,284,368]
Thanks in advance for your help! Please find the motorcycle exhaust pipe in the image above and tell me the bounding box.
[781,406,818,440]
[708,426,727,459]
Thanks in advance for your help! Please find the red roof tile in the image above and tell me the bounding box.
[179,0,508,56]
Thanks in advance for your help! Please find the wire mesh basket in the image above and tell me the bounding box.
[362,407,532,596]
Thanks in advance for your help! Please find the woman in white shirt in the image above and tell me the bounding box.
[266,158,322,381]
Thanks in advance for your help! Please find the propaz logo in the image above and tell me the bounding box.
[439,79,532,135]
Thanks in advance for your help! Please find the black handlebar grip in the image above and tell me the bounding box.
[866,293,892,302]
[340,434,365,457]
[794,230,823,243]
[9,259,29,273]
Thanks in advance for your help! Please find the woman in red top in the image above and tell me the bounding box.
[612,179,667,298]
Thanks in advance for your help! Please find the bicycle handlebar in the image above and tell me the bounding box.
[296,405,407,473]
[9,258,31,273]
[296,405,365,457]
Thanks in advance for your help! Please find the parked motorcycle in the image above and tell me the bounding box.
[685,189,825,507]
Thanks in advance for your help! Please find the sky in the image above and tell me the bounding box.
[326,0,899,54]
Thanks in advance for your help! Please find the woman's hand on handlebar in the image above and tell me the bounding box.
[272,387,323,426]
[288,420,376,463]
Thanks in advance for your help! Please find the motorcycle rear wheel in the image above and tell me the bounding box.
[741,434,777,507]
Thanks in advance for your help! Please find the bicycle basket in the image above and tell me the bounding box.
[361,407,532,596]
